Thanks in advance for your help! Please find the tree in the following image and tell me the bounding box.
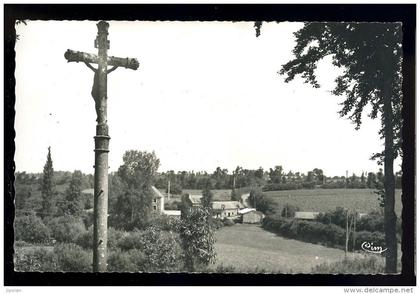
[367,172,377,189]
[114,150,160,230]
[313,168,324,185]
[280,23,402,272]
[201,180,214,209]
[59,170,84,217]
[179,206,216,271]
[41,147,55,218]
[249,188,276,215]
[269,165,283,184]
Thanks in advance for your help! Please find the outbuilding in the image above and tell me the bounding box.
[239,208,264,224]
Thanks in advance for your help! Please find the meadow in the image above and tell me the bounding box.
[212,224,370,273]
[263,189,403,216]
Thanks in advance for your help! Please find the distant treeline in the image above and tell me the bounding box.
[154,166,402,193]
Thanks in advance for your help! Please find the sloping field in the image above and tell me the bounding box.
[213,224,365,273]
[264,189,403,216]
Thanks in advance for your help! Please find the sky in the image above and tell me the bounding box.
[14,21,399,177]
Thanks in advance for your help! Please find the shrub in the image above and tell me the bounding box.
[14,214,51,244]
[262,214,346,249]
[54,243,92,272]
[117,229,144,251]
[357,210,384,232]
[321,181,346,189]
[312,256,385,274]
[223,218,235,226]
[316,207,348,228]
[354,230,385,252]
[107,249,137,272]
[127,249,148,271]
[14,247,58,272]
[281,203,300,218]
[140,226,184,272]
[47,216,86,243]
[263,183,301,192]
[147,214,181,232]
[76,226,126,250]
[108,227,127,249]
[211,218,224,229]
[75,226,93,249]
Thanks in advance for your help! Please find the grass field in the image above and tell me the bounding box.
[264,189,403,216]
[213,224,368,273]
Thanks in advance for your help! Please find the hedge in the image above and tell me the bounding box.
[262,214,385,251]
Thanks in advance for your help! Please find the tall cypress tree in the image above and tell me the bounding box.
[41,146,55,218]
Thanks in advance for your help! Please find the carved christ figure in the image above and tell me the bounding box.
[91,69,103,123]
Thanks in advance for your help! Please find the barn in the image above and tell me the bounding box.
[239,208,264,224]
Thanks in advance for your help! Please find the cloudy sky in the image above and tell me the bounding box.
[15,21,397,176]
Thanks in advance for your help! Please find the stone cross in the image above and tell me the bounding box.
[64,21,139,272]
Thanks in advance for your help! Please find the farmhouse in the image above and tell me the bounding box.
[212,201,243,219]
[239,208,264,224]
[294,211,320,220]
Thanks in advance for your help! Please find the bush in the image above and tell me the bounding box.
[107,249,137,272]
[75,226,93,249]
[281,203,300,218]
[312,256,385,274]
[321,181,346,189]
[140,226,184,272]
[223,218,235,226]
[47,216,86,243]
[14,214,51,244]
[127,249,148,271]
[211,218,224,230]
[354,230,385,252]
[76,226,126,250]
[316,207,348,228]
[164,201,178,210]
[262,214,346,249]
[54,243,92,272]
[263,183,301,192]
[108,227,127,249]
[117,229,144,251]
[14,247,58,272]
[357,210,384,232]
[146,214,181,232]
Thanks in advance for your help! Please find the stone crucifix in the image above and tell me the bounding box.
[64,21,139,272]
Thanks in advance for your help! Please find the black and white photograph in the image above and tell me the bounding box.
[4,4,416,287]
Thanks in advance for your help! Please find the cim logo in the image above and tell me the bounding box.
[361,241,387,254]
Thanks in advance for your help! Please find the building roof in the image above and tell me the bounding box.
[188,194,203,205]
[212,201,243,211]
[294,211,320,220]
[151,186,164,199]
[163,210,181,216]
[238,208,256,214]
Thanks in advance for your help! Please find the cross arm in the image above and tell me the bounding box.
[64,49,140,70]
